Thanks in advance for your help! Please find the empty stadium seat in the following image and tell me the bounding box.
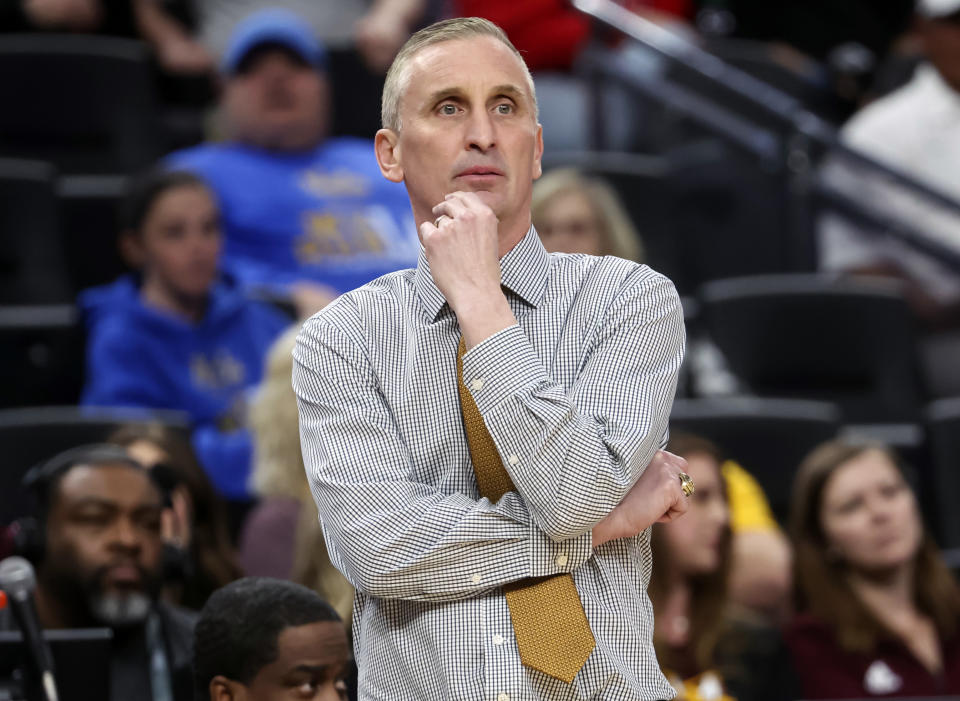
[670,396,842,521]
[58,174,130,292]
[0,305,84,409]
[700,274,924,423]
[0,34,161,173]
[927,398,960,550]
[0,405,189,523]
[0,158,73,304]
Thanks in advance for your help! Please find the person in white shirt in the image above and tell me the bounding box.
[818,0,960,394]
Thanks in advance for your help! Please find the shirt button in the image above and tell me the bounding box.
[498,694,510,701]
[470,573,481,584]
[508,454,519,466]
[555,553,569,567]
[470,378,485,391]
[492,634,505,645]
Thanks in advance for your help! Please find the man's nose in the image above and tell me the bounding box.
[465,109,496,151]
[109,518,142,551]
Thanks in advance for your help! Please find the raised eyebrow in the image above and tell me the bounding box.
[490,84,525,101]
[426,87,464,106]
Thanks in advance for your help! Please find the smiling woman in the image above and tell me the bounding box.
[786,439,960,698]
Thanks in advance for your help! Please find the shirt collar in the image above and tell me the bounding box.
[414,225,551,321]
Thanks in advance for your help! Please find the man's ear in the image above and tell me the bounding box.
[532,123,544,180]
[118,229,145,270]
[375,128,404,183]
[209,675,243,701]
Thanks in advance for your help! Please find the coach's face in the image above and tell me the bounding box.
[377,35,543,235]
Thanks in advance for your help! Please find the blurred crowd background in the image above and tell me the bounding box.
[1,0,960,699]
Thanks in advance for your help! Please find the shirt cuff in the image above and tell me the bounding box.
[461,324,547,416]
[530,528,593,578]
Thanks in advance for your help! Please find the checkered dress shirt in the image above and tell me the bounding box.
[294,227,684,700]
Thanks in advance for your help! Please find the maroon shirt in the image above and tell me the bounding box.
[785,613,960,698]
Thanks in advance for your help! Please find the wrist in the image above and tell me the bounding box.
[451,288,516,349]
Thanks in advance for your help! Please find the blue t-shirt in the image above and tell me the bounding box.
[167,138,417,295]
[80,276,290,499]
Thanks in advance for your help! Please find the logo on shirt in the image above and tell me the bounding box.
[295,211,386,262]
[863,659,902,695]
[299,169,370,197]
[190,351,246,391]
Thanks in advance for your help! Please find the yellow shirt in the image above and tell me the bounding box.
[721,460,778,532]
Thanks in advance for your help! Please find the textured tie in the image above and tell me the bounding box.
[456,337,596,684]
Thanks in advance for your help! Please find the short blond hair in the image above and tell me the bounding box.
[381,16,538,132]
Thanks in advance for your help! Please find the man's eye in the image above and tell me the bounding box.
[496,103,513,114]
[439,104,458,115]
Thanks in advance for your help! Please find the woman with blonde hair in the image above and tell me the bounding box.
[238,324,354,622]
[786,438,960,697]
[531,167,644,262]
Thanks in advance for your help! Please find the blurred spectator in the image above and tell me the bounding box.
[531,167,644,261]
[0,444,195,700]
[818,0,960,393]
[133,0,215,76]
[650,433,797,701]
[80,169,290,500]
[193,576,350,701]
[722,459,792,622]
[166,8,417,316]
[109,422,242,610]
[0,0,135,35]
[786,439,960,697]
[238,326,354,623]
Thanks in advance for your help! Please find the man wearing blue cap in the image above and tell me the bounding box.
[168,9,417,316]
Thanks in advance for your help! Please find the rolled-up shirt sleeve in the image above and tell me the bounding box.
[461,269,685,541]
[294,314,592,602]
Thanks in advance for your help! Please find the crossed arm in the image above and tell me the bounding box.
[294,271,685,602]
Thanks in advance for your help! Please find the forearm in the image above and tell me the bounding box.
[133,0,190,46]
[295,317,591,602]
[312,474,591,602]
[460,272,684,540]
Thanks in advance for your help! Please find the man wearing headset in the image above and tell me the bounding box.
[0,444,196,701]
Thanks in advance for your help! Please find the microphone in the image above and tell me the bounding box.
[0,556,59,701]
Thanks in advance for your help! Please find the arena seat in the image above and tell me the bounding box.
[700,273,924,423]
[0,158,72,304]
[0,34,160,174]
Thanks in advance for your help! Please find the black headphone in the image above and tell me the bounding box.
[10,443,163,565]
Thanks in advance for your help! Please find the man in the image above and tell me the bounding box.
[818,0,960,393]
[193,577,351,700]
[0,444,195,700]
[167,8,417,316]
[295,17,689,700]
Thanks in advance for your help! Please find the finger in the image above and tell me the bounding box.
[432,197,469,221]
[418,220,437,245]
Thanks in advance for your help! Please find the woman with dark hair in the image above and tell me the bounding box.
[651,433,796,701]
[786,439,960,697]
[109,422,241,610]
[80,168,290,500]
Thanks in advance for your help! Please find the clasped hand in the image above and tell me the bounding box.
[592,450,690,547]
[419,191,504,315]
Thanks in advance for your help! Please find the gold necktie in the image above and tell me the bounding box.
[456,337,596,684]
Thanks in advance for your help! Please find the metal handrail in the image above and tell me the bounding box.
[572,0,960,273]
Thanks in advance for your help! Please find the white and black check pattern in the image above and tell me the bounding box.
[294,228,684,700]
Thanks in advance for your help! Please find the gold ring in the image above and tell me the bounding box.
[679,472,695,497]
[435,214,451,227]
